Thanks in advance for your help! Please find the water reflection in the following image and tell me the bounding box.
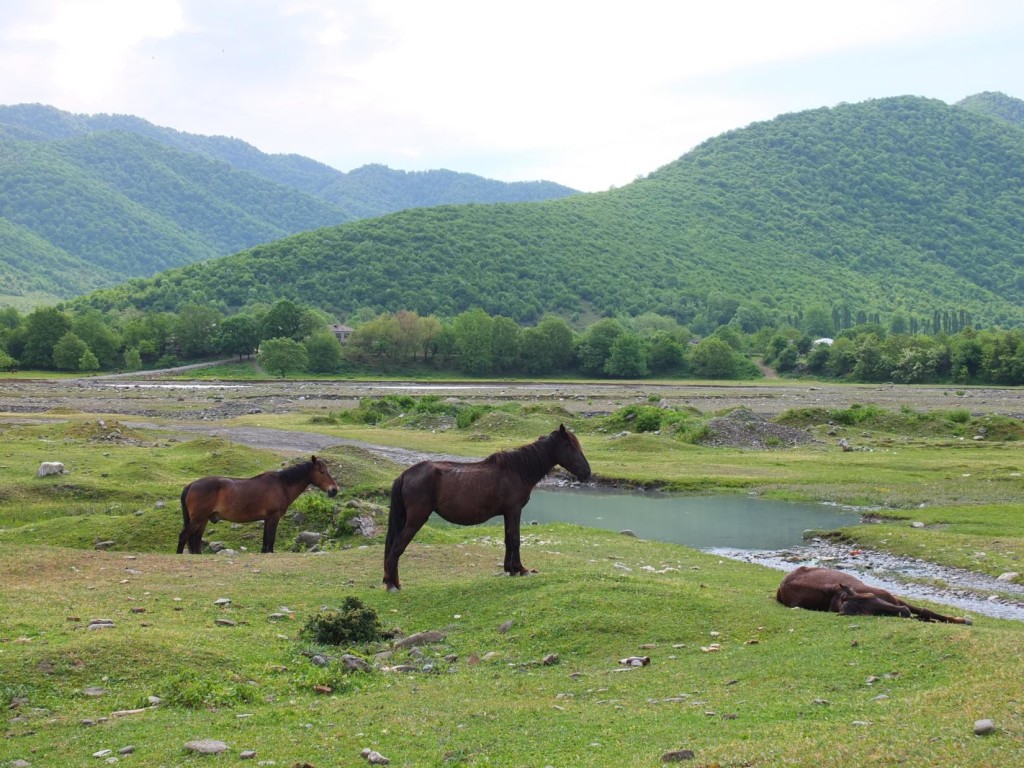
[520,488,861,550]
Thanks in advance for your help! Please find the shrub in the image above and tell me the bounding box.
[301,597,383,646]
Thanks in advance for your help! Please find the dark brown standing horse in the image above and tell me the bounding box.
[383,424,591,590]
[178,455,339,554]
[776,566,971,624]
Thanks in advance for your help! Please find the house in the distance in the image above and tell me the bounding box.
[330,323,354,344]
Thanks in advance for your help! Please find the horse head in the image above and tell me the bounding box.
[552,424,591,481]
[833,584,911,618]
[310,455,339,497]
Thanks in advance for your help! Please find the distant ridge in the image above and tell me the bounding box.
[74,93,1024,330]
[0,104,578,306]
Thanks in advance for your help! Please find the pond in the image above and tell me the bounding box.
[520,487,861,550]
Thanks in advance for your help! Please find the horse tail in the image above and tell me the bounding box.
[385,475,407,556]
[180,483,192,525]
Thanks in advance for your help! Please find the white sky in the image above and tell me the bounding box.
[2,0,1024,192]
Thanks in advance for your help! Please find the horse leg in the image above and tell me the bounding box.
[383,511,429,591]
[183,519,208,554]
[262,515,281,553]
[502,511,533,576]
[898,598,972,625]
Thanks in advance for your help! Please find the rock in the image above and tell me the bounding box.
[997,572,1020,582]
[295,531,322,549]
[542,653,559,665]
[94,540,116,550]
[618,656,650,667]
[82,687,108,697]
[88,619,115,630]
[497,620,514,634]
[117,746,136,755]
[184,739,229,754]
[661,748,695,761]
[911,521,925,528]
[393,630,444,648]
[214,598,232,606]
[240,750,257,759]
[214,618,237,627]
[340,654,372,672]
[619,529,637,537]
[361,748,391,764]
[974,718,996,735]
[93,749,113,758]
[11,760,32,768]
[36,461,66,477]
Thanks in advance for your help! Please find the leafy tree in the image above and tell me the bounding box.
[490,316,521,372]
[52,331,89,371]
[646,332,685,374]
[260,299,305,342]
[258,337,308,377]
[451,309,494,374]
[0,348,17,371]
[124,347,143,371]
[174,303,221,359]
[72,310,120,368]
[577,318,624,376]
[802,305,834,337]
[21,306,71,369]
[604,332,649,378]
[79,348,100,372]
[217,314,260,359]
[688,337,738,379]
[518,316,575,374]
[304,331,344,373]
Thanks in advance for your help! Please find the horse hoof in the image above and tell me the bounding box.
[386,584,401,592]
[963,616,973,626]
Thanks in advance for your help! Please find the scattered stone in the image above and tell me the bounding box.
[215,618,237,627]
[619,529,637,537]
[94,540,116,550]
[997,572,1020,582]
[911,521,925,529]
[117,746,135,755]
[974,718,996,735]
[661,748,695,762]
[184,739,229,754]
[130,607,146,614]
[88,619,115,630]
[93,749,113,758]
[393,630,444,649]
[497,620,514,634]
[295,531,323,549]
[147,696,162,705]
[542,653,559,666]
[340,654,372,672]
[11,760,32,768]
[82,687,108,697]
[214,597,232,606]
[240,750,257,759]
[310,655,330,667]
[360,748,391,765]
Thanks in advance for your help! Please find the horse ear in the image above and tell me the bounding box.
[311,454,318,462]
[559,424,568,435]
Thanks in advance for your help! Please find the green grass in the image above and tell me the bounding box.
[3,405,1024,765]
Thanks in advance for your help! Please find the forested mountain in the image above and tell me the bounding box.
[0,104,579,306]
[957,91,1024,129]
[76,94,1024,330]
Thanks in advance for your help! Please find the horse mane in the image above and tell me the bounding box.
[277,459,313,485]
[484,433,557,483]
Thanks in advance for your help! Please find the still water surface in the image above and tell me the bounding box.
[520,487,860,550]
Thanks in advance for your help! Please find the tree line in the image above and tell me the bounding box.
[4,299,1024,386]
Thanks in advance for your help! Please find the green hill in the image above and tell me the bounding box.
[76,94,1024,329]
[0,104,579,305]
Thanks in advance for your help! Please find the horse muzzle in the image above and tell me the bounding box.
[328,487,339,498]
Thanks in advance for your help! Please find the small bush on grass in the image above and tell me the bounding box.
[301,597,383,646]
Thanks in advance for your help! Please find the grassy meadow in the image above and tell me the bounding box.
[2,395,1023,766]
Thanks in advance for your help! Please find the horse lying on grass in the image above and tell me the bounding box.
[383,424,591,591]
[178,455,339,554]
[776,566,972,624]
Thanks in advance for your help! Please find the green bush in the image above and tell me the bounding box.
[301,597,383,646]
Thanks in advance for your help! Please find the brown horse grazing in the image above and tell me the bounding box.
[383,424,591,591]
[776,566,972,624]
[178,455,339,554]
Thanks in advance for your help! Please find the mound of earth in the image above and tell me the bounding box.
[700,407,821,449]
